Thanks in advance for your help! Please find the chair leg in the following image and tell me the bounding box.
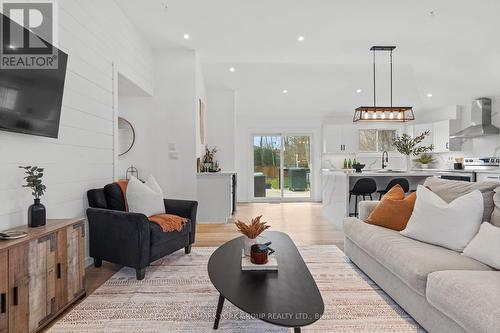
[369,194,373,200]
[93,258,102,268]
[354,195,358,217]
[136,268,146,280]
[185,245,192,254]
[379,192,383,200]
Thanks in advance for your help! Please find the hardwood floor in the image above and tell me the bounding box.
[45,202,343,330]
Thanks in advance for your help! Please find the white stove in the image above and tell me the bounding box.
[438,157,499,182]
[464,157,500,170]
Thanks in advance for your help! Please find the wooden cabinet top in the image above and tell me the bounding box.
[0,218,85,251]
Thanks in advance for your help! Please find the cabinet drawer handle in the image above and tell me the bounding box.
[57,263,62,279]
[0,293,5,313]
[13,287,18,306]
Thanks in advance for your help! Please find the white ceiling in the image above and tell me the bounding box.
[117,0,500,117]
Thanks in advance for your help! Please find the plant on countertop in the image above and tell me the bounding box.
[414,153,434,165]
[19,166,46,199]
[393,131,434,156]
[235,215,270,239]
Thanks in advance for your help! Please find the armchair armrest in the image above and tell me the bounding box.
[86,208,151,269]
[358,201,380,221]
[164,199,198,244]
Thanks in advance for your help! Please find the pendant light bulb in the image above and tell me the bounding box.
[389,112,394,119]
[381,112,386,119]
[364,112,369,120]
[372,112,377,119]
[397,112,403,119]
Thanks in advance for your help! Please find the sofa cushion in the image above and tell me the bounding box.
[423,177,498,222]
[491,186,500,227]
[343,218,492,296]
[427,271,500,333]
[365,184,416,231]
[401,186,483,252]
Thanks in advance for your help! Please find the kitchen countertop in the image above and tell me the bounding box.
[323,169,436,177]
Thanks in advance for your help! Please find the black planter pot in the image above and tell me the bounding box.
[28,198,46,227]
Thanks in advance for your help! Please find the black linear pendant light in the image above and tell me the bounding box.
[353,46,414,122]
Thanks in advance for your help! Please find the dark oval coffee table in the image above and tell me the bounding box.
[207,231,324,332]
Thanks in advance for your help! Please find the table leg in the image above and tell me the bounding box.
[294,328,301,333]
[213,294,225,329]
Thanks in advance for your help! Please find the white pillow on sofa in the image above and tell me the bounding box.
[463,222,500,270]
[401,185,483,252]
[127,176,165,217]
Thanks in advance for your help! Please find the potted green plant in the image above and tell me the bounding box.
[414,153,434,169]
[19,166,47,227]
[393,131,434,170]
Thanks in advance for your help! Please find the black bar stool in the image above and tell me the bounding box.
[349,178,377,217]
[377,178,410,200]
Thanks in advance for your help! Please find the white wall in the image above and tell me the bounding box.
[0,0,153,230]
[235,115,323,202]
[118,48,199,201]
[206,88,236,171]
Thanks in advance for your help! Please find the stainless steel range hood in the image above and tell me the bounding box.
[450,98,499,138]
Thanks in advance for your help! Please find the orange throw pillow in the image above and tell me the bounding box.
[365,184,416,231]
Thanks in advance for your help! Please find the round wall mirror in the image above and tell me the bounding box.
[118,117,135,156]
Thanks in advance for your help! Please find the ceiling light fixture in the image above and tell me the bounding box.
[297,36,305,42]
[353,46,415,122]
[427,93,433,97]
[282,89,288,94]
[356,89,362,93]
[229,67,236,72]
[183,34,190,40]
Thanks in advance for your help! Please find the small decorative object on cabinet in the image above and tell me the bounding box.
[201,146,221,172]
[392,131,434,170]
[0,218,86,332]
[235,215,270,256]
[19,166,47,228]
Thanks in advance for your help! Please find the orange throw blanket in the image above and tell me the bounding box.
[149,214,187,232]
[113,180,187,232]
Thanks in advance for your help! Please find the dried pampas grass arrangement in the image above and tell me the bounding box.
[235,215,270,239]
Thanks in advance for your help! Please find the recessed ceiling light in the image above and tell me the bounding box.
[282,89,288,94]
[183,34,190,40]
[297,36,305,42]
[356,89,362,93]
[427,93,433,97]
[8,45,16,49]
[229,67,235,72]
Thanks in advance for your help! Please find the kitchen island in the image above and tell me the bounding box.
[322,169,436,229]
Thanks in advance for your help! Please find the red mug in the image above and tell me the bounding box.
[250,242,275,265]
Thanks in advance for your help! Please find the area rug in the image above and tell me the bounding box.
[48,245,424,332]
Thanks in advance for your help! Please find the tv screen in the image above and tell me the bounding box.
[0,14,68,138]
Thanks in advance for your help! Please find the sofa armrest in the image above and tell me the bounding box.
[164,199,198,244]
[86,208,151,269]
[358,200,380,221]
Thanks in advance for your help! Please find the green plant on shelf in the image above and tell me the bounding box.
[414,153,434,165]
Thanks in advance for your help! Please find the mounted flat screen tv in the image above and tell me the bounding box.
[0,13,68,138]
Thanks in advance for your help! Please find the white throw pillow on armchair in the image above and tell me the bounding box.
[401,185,483,252]
[127,175,165,217]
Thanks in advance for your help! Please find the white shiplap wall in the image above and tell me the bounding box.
[0,0,153,230]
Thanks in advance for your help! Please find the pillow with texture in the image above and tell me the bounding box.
[423,177,497,222]
[401,185,483,252]
[365,184,416,231]
[463,222,500,270]
[127,176,165,217]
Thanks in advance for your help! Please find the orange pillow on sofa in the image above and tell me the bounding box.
[365,184,417,231]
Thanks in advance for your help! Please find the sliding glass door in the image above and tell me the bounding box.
[253,134,312,201]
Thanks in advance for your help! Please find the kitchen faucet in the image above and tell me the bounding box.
[381,151,389,169]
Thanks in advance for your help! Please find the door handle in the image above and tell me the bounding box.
[0,293,6,313]
[446,142,449,149]
[57,263,62,279]
[13,287,18,306]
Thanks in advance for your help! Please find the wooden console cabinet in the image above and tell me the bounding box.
[0,218,86,333]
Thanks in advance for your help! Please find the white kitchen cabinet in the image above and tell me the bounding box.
[197,172,237,223]
[433,120,450,152]
[476,172,500,183]
[323,125,359,153]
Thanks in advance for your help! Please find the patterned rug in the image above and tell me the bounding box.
[48,245,424,332]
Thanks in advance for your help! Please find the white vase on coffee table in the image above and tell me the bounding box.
[243,236,263,256]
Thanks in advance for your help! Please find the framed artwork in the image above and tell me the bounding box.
[199,99,206,145]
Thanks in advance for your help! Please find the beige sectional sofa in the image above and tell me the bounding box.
[343,177,500,333]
